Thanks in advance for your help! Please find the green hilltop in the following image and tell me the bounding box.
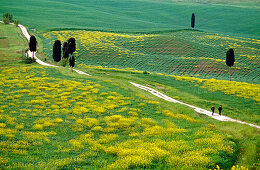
[1,0,259,38]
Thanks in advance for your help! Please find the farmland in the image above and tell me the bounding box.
[0,24,239,169]
[41,30,260,83]
[0,64,238,169]
[1,0,260,169]
[0,0,260,38]
[0,23,260,169]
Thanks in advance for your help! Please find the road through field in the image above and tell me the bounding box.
[14,22,259,129]
[18,24,90,76]
[130,82,260,129]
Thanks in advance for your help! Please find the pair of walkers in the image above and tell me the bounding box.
[211,105,222,116]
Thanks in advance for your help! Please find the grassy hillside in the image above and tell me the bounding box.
[0,25,27,66]
[1,0,260,38]
[0,23,259,169]
[41,30,260,83]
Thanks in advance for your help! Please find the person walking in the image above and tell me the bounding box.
[218,105,222,116]
[211,106,215,116]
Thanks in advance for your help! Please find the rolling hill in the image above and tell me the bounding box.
[1,0,259,38]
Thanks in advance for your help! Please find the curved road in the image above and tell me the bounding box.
[14,22,259,129]
[18,24,90,75]
[130,82,260,129]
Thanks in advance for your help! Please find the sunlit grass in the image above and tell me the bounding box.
[0,65,237,169]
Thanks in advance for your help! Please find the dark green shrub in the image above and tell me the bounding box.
[60,57,68,67]
[22,57,35,64]
[3,12,13,23]
[3,17,10,24]
[14,20,19,27]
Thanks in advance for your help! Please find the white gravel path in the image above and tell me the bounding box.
[4,21,258,129]
[130,82,260,129]
[18,24,90,75]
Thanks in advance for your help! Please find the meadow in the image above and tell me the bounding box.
[0,25,27,65]
[0,24,240,169]
[0,0,259,38]
[0,64,237,169]
[41,30,259,83]
[1,0,260,168]
[0,23,259,169]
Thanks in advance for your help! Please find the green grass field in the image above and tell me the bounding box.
[0,23,259,169]
[1,0,260,38]
[0,0,260,168]
[40,30,260,83]
[0,24,27,66]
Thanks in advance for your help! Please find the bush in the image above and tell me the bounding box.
[21,52,35,64]
[3,17,10,24]
[23,57,35,64]
[143,71,150,74]
[14,20,19,27]
[60,57,68,67]
[3,12,13,24]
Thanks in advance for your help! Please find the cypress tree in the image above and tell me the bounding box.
[29,35,37,60]
[191,13,195,30]
[68,38,76,56]
[62,42,69,59]
[53,40,61,62]
[226,48,235,81]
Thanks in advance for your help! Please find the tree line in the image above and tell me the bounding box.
[28,35,76,72]
[53,38,76,72]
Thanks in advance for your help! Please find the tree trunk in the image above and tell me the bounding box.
[229,66,231,81]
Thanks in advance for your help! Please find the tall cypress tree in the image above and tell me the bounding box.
[191,13,195,30]
[53,40,61,62]
[68,38,76,57]
[226,48,235,81]
[29,35,37,60]
[62,42,69,59]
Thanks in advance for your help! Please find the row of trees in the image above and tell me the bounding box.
[28,35,76,72]
[53,38,76,72]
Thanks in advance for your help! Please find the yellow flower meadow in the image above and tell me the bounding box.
[0,66,236,169]
[170,75,260,103]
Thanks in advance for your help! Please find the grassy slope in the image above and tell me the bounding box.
[0,24,27,66]
[41,30,260,83]
[73,66,260,169]
[1,25,259,168]
[77,66,260,124]
[0,0,259,38]
[0,23,259,169]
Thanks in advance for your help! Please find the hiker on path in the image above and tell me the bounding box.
[211,106,215,116]
[69,55,75,72]
[218,105,222,116]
